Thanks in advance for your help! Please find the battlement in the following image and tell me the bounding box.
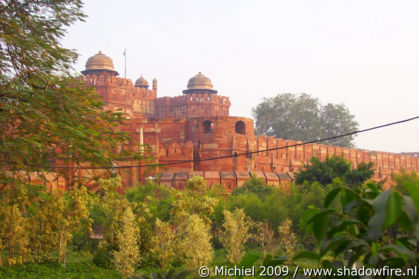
[84,73,134,89]
[154,93,231,118]
[155,93,230,106]
[249,134,419,183]
[132,86,156,101]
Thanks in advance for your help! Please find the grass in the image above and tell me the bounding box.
[0,261,122,279]
[0,247,318,278]
[0,251,121,279]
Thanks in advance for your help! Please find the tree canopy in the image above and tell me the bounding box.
[0,0,135,186]
[295,156,374,187]
[252,93,359,147]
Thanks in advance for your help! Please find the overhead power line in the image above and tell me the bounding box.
[2,115,419,170]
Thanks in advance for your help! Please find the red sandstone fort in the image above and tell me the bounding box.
[67,51,418,191]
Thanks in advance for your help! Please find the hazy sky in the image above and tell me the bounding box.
[63,0,419,153]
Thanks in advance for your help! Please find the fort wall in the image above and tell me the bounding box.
[73,56,419,191]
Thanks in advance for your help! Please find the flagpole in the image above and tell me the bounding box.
[124,47,127,78]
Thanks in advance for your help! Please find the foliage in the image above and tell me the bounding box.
[152,218,176,269]
[252,93,358,147]
[96,177,131,248]
[113,206,140,279]
[0,260,122,279]
[179,214,214,269]
[254,222,276,257]
[0,181,91,267]
[393,171,419,195]
[277,218,296,259]
[227,181,329,235]
[295,156,374,187]
[126,181,175,222]
[221,208,251,264]
[171,176,218,226]
[0,203,29,266]
[93,177,132,269]
[0,0,137,189]
[295,176,419,270]
[232,175,273,199]
[134,269,193,279]
[56,186,92,267]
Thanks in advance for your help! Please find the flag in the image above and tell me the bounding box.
[123,47,126,56]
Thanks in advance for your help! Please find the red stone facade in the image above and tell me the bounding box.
[70,52,419,192]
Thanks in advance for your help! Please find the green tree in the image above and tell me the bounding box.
[180,214,214,269]
[55,185,91,267]
[126,181,175,222]
[221,208,251,264]
[0,0,136,188]
[93,177,133,268]
[252,93,358,147]
[113,206,140,279]
[0,204,29,266]
[295,156,374,187]
[152,218,176,269]
[254,221,277,257]
[0,238,3,267]
[171,176,218,225]
[277,218,296,259]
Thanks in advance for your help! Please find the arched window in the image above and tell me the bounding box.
[235,121,245,134]
[203,120,213,133]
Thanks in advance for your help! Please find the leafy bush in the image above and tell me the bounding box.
[93,244,115,269]
[126,181,175,222]
[295,156,374,187]
[295,175,419,270]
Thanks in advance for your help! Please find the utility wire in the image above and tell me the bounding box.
[2,115,419,170]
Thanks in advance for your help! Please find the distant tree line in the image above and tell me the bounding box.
[253,93,359,147]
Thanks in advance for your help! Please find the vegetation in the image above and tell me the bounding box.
[277,218,296,260]
[181,214,213,269]
[252,93,359,147]
[296,174,419,271]
[295,155,375,187]
[1,160,418,277]
[0,0,141,190]
[2,1,417,278]
[221,208,251,264]
[113,206,140,279]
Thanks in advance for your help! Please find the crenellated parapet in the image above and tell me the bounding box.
[84,74,134,88]
[247,134,419,184]
[154,93,230,118]
[83,73,157,117]
[157,141,194,172]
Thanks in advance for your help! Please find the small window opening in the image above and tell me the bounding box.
[235,121,246,134]
[203,120,213,133]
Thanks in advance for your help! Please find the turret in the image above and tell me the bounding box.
[135,75,149,89]
[152,78,158,91]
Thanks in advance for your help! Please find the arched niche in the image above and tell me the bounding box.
[203,120,213,134]
[235,121,246,135]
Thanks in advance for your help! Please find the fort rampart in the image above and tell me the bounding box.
[34,52,417,192]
